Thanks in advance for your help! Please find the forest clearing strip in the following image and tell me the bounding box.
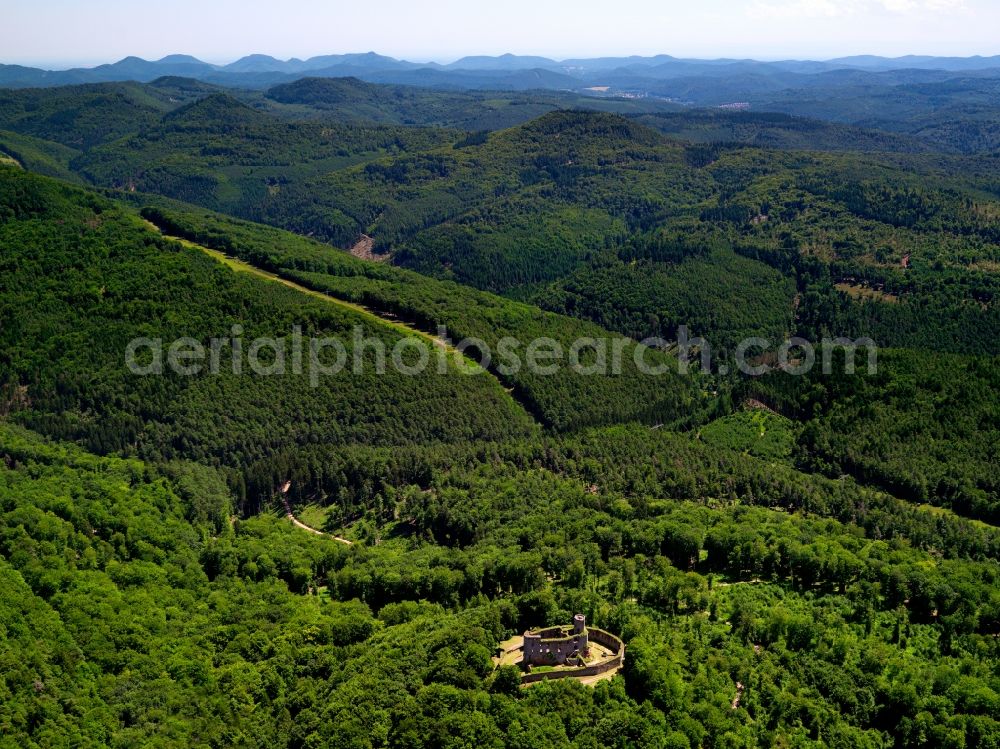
[142,219,536,418]
[144,221,451,348]
[144,220,513,370]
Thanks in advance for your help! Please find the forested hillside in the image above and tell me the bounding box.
[1,70,999,749]
[73,93,459,236]
[124,191,1000,527]
[134,197,704,433]
[3,403,1000,746]
[49,96,997,359]
[0,81,204,149]
[0,166,534,509]
[6,84,997,363]
[260,76,684,129]
[632,110,932,153]
[757,76,1000,154]
[5,87,998,523]
[741,349,1000,524]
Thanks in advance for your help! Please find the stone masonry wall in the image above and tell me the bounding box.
[520,627,625,684]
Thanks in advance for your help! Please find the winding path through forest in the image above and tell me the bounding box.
[279,485,352,545]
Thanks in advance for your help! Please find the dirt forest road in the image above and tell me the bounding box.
[280,485,352,545]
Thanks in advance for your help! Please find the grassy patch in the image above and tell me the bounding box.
[297,504,333,531]
[835,282,900,304]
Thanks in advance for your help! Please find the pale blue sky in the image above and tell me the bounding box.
[3,0,997,67]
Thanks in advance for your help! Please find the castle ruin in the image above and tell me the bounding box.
[523,613,590,666]
[493,614,626,685]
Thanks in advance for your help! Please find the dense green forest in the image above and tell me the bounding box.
[48,94,996,362]
[630,111,932,154]
[260,76,685,129]
[739,349,1000,524]
[756,76,1000,154]
[0,166,536,508]
[126,197,1000,525]
[5,83,998,362]
[1,75,999,748]
[133,198,705,432]
[0,82,177,148]
[74,94,459,240]
[3,409,1000,747]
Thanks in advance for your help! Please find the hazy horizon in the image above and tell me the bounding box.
[4,0,999,69]
[9,48,1000,71]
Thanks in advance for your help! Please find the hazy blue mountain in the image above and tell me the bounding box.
[223,54,298,73]
[829,54,1000,71]
[156,54,207,66]
[0,64,74,88]
[0,55,218,87]
[82,55,217,81]
[199,70,299,88]
[219,52,427,78]
[5,51,1000,97]
[302,52,422,70]
[559,54,678,70]
[447,54,560,70]
[351,66,582,91]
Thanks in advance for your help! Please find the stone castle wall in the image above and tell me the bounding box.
[523,629,588,665]
[520,627,625,684]
[588,627,623,654]
[523,613,591,666]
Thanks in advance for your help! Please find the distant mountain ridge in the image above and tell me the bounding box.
[6,51,1000,91]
